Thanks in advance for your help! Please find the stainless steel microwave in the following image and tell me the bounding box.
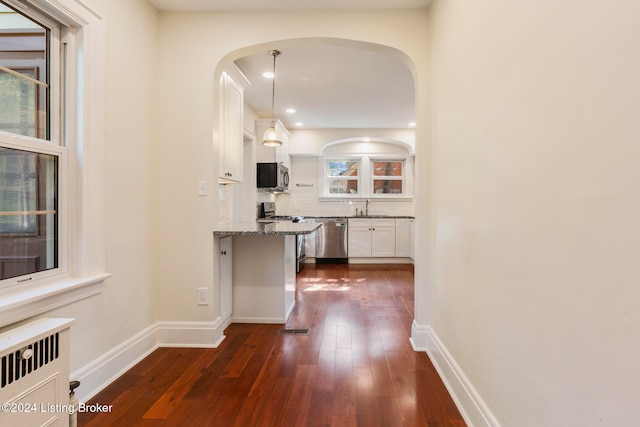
[257,162,289,191]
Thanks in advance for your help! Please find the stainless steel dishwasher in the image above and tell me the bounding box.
[315,218,348,263]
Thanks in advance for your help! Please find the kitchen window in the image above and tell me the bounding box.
[322,154,411,198]
[326,159,360,195]
[372,160,404,195]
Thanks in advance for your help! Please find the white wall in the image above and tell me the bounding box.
[288,128,416,155]
[36,0,159,400]
[427,0,640,425]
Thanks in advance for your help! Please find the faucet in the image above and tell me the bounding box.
[365,199,370,216]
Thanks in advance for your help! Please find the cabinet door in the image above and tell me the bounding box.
[371,219,395,257]
[395,218,412,257]
[219,237,233,321]
[348,219,372,257]
[219,72,243,182]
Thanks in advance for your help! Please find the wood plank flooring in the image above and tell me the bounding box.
[79,264,466,426]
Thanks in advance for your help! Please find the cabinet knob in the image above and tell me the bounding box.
[221,250,227,255]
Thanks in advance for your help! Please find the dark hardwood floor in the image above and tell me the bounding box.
[79,264,465,426]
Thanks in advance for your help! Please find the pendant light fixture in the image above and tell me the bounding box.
[262,50,283,147]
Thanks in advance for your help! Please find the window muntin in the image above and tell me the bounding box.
[327,160,359,195]
[372,160,404,195]
[0,1,64,285]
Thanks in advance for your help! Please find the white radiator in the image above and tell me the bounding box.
[0,318,75,427]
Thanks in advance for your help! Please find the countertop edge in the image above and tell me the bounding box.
[214,222,322,237]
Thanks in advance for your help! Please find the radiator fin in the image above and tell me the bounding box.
[1,332,59,389]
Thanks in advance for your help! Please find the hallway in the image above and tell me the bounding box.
[80,264,465,426]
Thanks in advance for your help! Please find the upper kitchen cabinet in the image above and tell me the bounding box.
[255,119,291,170]
[219,65,250,183]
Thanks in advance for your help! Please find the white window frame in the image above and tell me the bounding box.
[324,158,361,197]
[0,1,66,284]
[320,154,413,199]
[370,157,406,197]
[0,0,108,327]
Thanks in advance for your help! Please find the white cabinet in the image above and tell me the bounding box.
[348,218,396,257]
[348,219,373,257]
[219,236,233,322]
[219,66,249,183]
[395,218,413,258]
[255,119,291,170]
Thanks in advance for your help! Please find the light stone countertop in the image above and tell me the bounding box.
[213,221,322,238]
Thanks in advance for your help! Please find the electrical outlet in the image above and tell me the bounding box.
[197,288,208,305]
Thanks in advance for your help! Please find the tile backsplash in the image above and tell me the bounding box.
[275,187,414,217]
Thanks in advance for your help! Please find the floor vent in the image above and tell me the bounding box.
[277,328,310,335]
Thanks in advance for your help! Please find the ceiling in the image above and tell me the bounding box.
[148,0,431,12]
[149,0,422,130]
[235,45,415,130]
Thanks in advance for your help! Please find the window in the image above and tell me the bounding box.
[0,1,63,283]
[322,154,411,198]
[372,160,404,195]
[0,0,107,325]
[326,160,360,195]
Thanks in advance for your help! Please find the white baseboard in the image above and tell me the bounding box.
[230,316,287,324]
[72,318,227,402]
[348,257,414,264]
[411,321,501,427]
[156,319,226,348]
[71,322,159,403]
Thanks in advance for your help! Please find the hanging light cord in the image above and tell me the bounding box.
[269,50,281,126]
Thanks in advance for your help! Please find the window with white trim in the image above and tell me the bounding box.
[322,153,411,198]
[0,1,65,284]
[372,160,404,195]
[326,159,360,195]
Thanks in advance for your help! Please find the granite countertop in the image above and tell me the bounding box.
[214,221,322,237]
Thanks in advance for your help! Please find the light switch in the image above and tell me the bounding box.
[198,180,207,196]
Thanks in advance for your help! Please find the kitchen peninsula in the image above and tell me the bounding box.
[214,221,321,324]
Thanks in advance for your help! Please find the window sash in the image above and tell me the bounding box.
[0,0,66,286]
[371,160,404,195]
[326,159,360,196]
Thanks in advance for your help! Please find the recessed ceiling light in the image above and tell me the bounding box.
[363,137,371,142]
[286,108,296,114]
[295,122,304,127]
[408,122,416,127]
[263,71,275,78]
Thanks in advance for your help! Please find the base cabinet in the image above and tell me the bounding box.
[348,218,396,257]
